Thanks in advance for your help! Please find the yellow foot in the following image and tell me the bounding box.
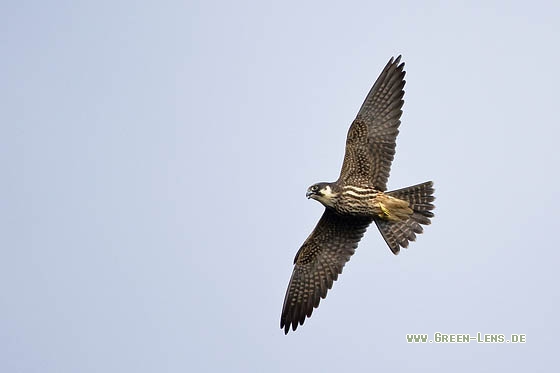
[379,203,391,218]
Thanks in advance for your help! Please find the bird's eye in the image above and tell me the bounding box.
[311,185,318,191]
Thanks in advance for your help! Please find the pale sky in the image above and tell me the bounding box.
[2,0,560,372]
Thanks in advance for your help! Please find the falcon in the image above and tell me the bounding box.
[280,56,435,334]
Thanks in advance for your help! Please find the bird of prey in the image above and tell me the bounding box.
[280,56,435,334]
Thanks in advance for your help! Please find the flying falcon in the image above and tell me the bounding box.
[280,56,435,334]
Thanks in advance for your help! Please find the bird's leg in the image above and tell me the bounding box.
[379,203,391,218]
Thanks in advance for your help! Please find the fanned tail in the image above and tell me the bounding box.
[374,181,435,254]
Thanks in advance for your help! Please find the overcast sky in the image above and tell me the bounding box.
[3,0,560,372]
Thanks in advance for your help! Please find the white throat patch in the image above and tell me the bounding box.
[312,185,337,208]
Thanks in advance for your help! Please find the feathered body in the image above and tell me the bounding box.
[280,56,435,334]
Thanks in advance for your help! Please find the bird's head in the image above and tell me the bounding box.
[306,182,337,207]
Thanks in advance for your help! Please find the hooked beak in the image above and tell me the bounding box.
[306,190,314,199]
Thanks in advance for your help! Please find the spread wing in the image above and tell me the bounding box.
[280,209,372,334]
[338,56,406,191]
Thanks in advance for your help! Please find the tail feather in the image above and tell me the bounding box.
[375,181,435,254]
